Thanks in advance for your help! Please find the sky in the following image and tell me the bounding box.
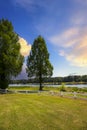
[0,0,87,79]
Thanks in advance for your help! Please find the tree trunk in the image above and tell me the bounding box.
[39,81,42,91]
[39,73,43,91]
[0,74,8,89]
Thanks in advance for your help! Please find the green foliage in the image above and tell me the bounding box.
[0,19,24,89]
[59,83,66,91]
[72,87,79,92]
[81,87,87,92]
[26,35,53,90]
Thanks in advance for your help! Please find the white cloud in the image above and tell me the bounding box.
[13,0,87,68]
[70,0,87,26]
[13,0,51,12]
[49,28,79,48]
[14,0,36,11]
[14,0,33,6]
[65,47,87,67]
[16,63,28,79]
[71,15,85,25]
[49,27,87,67]
[70,8,87,26]
[66,34,87,67]
[75,0,87,5]
[19,37,31,57]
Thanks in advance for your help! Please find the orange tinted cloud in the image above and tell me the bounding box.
[19,37,31,57]
[50,28,79,48]
[50,27,87,67]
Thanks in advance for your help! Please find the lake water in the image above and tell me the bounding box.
[9,84,87,88]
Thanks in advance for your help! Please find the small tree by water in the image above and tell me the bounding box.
[26,35,53,91]
[59,83,66,92]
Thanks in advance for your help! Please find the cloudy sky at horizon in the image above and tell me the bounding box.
[0,0,87,78]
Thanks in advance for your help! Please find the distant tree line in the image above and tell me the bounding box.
[10,75,87,84]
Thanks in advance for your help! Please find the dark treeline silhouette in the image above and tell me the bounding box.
[10,75,87,84]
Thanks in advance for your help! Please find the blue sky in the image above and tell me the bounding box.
[0,0,87,78]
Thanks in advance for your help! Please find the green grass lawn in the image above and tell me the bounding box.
[8,86,87,99]
[8,86,59,91]
[0,93,87,130]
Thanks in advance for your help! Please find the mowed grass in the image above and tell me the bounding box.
[0,93,87,130]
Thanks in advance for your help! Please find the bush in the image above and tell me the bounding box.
[72,87,79,92]
[59,83,66,92]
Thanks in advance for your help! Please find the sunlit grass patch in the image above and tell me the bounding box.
[0,93,87,130]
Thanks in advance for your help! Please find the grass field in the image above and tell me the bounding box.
[0,93,87,130]
[8,86,87,99]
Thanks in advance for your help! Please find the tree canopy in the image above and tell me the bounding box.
[26,35,53,90]
[0,19,24,89]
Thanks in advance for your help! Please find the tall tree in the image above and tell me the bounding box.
[26,35,53,90]
[0,19,24,90]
